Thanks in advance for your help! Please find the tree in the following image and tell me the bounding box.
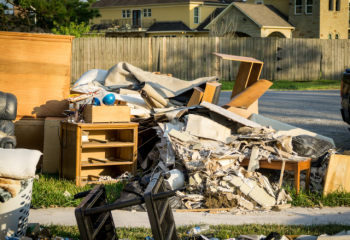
[52,21,91,38]
[0,0,101,33]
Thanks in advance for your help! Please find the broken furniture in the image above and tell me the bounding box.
[241,158,311,195]
[60,122,138,186]
[75,173,179,240]
[0,91,17,148]
[213,53,264,118]
[0,32,74,168]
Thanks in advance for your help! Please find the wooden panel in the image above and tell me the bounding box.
[60,129,77,180]
[247,63,263,87]
[187,87,204,107]
[323,154,350,194]
[202,82,222,105]
[0,32,73,117]
[212,52,262,63]
[225,79,272,108]
[231,62,253,98]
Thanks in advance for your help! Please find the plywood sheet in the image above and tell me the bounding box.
[0,32,74,117]
[212,53,262,63]
[323,154,350,194]
[225,80,273,108]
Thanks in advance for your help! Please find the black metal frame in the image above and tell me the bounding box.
[74,174,181,240]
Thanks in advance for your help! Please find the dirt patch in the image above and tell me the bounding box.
[204,191,238,208]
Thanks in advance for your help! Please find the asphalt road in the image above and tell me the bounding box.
[218,90,350,149]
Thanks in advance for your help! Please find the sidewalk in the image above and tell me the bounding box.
[28,207,350,227]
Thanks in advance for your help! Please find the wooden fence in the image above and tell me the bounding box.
[71,37,350,83]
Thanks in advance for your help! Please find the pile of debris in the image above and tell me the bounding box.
[68,58,338,213]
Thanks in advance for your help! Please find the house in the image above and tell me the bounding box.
[89,0,240,37]
[204,0,349,39]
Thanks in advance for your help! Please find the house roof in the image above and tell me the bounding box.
[205,2,294,29]
[196,7,225,32]
[91,0,234,8]
[147,21,193,32]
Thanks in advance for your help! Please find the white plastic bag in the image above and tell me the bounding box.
[72,69,108,89]
[0,149,42,179]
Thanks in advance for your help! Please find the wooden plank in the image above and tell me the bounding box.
[174,37,179,78]
[323,154,350,194]
[205,37,211,77]
[327,40,332,80]
[296,38,303,81]
[71,39,76,83]
[199,37,205,78]
[231,62,253,98]
[210,37,216,78]
[202,82,222,105]
[247,63,263,87]
[331,39,335,80]
[183,37,188,80]
[0,32,73,117]
[187,87,204,107]
[215,37,220,78]
[167,37,173,76]
[287,39,294,81]
[200,101,262,128]
[159,37,164,74]
[225,79,273,108]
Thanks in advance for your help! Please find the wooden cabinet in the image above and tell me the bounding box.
[60,122,138,186]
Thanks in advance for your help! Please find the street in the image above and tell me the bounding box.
[219,90,350,149]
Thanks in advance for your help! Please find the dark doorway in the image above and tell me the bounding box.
[133,10,141,27]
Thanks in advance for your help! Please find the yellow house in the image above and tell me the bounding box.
[90,0,237,37]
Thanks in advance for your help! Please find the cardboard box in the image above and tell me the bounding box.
[84,105,131,123]
[43,117,64,173]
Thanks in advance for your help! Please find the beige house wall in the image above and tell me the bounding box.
[288,0,321,38]
[209,7,262,37]
[261,28,292,38]
[319,0,349,39]
[245,0,289,16]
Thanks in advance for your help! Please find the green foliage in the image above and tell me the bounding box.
[32,173,124,208]
[0,0,101,32]
[52,21,90,37]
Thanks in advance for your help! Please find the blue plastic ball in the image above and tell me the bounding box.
[93,98,101,106]
[102,94,116,106]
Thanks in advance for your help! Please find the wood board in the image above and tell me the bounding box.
[225,80,273,108]
[202,82,222,105]
[187,87,204,107]
[0,31,74,118]
[323,154,350,195]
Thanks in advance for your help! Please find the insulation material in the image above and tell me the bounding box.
[186,114,231,143]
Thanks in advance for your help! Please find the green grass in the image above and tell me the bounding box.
[32,173,124,208]
[219,80,341,91]
[44,224,350,239]
[287,185,350,208]
[32,174,350,209]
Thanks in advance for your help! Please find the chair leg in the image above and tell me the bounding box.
[305,164,311,192]
[294,164,301,195]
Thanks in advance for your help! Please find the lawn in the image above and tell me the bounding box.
[219,80,341,91]
[32,173,124,208]
[44,223,350,239]
[32,173,350,209]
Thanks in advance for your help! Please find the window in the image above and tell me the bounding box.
[336,33,340,39]
[306,0,313,13]
[336,0,340,11]
[328,34,332,39]
[255,1,263,4]
[143,9,151,17]
[194,7,199,24]
[295,0,302,14]
[329,0,334,10]
[122,10,130,18]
